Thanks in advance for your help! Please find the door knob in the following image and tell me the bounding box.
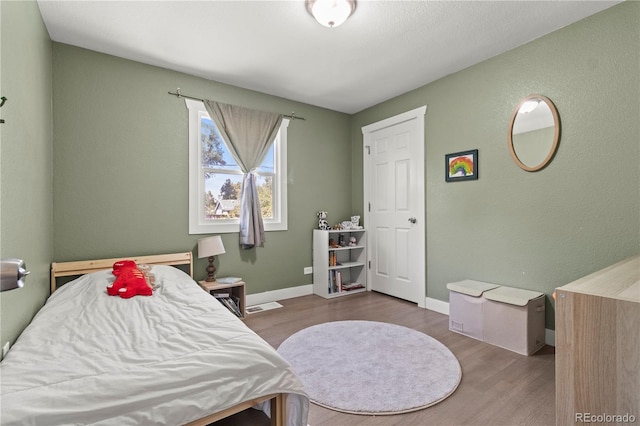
[408,217,417,224]
[1,259,29,292]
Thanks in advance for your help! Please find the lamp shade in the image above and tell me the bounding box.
[198,236,226,258]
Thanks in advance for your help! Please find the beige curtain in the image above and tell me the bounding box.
[204,100,283,249]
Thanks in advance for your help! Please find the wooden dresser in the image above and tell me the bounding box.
[555,255,639,425]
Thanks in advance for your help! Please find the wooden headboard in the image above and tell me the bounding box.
[50,252,193,294]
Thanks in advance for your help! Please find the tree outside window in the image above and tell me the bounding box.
[200,117,274,221]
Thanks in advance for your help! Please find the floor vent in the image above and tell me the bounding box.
[246,301,283,314]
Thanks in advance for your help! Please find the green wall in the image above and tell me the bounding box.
[0,0,53,347]
[1,2,638,346]
[351,1,640,329]
[52,44,353,293]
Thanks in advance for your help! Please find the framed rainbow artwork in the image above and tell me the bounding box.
[445,149,478,182]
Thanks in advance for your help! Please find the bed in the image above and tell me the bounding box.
[0,252,308,426]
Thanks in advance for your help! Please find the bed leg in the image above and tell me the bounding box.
[270,393,286,426]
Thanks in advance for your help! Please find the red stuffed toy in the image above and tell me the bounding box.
[107,260,153,298]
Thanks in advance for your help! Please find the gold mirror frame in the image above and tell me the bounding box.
[508,94,560,172]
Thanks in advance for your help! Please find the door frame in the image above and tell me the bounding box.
[362,106,427,308]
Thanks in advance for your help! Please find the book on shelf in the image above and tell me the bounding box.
[212,292,230,298]
[328,270,343,293]
[217,296,242,317]
[341,282,364,291]
[216,277,242,284]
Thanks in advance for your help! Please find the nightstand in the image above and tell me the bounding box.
[198,280,246,319]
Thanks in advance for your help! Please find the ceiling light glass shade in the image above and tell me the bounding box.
[518,100,540,114]
[306,0,356,28]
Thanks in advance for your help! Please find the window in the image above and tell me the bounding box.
[187,99,288,234]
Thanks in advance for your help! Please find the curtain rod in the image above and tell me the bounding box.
[168,89,306,121]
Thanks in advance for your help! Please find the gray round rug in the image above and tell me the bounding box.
[277,320,462,415]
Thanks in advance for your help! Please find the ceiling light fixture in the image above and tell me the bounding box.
[306,0,356,28]
[518,100,540,114]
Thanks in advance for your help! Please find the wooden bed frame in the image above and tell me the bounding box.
[49,251,286,426]
[50,251,194,293]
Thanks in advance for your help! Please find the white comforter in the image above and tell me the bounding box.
[0,266,308,425]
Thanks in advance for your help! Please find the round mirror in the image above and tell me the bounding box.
[508,94,560,172]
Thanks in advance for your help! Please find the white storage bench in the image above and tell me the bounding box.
[446,280,500,341]
[482,286,545,355]
[447,280,546,355]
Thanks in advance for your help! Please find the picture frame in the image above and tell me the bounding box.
[445,149,478,182]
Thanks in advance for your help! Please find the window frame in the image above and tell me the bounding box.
[186,99,288,234]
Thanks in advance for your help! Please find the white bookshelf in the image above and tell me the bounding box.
[313,229,367,298]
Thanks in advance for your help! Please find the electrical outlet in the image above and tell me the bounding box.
[303,266,313,274]
[2,341,10,359]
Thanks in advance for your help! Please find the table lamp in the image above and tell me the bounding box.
[198,236,226,282]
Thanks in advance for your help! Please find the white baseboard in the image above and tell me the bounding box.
[425,297,555,347]
[246,284,313,307]
[425,297,450,315]
[545,328,555,347]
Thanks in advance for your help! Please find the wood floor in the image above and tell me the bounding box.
[214,291,556,426]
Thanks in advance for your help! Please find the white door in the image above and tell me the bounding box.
[363,106,426,306]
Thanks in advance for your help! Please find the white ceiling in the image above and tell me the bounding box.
[37,0,620,114]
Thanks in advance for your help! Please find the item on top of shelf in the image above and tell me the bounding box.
[336,215,363,230]
[350,215,363,229]
[216,277,242,284]
[317,211,330,230]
